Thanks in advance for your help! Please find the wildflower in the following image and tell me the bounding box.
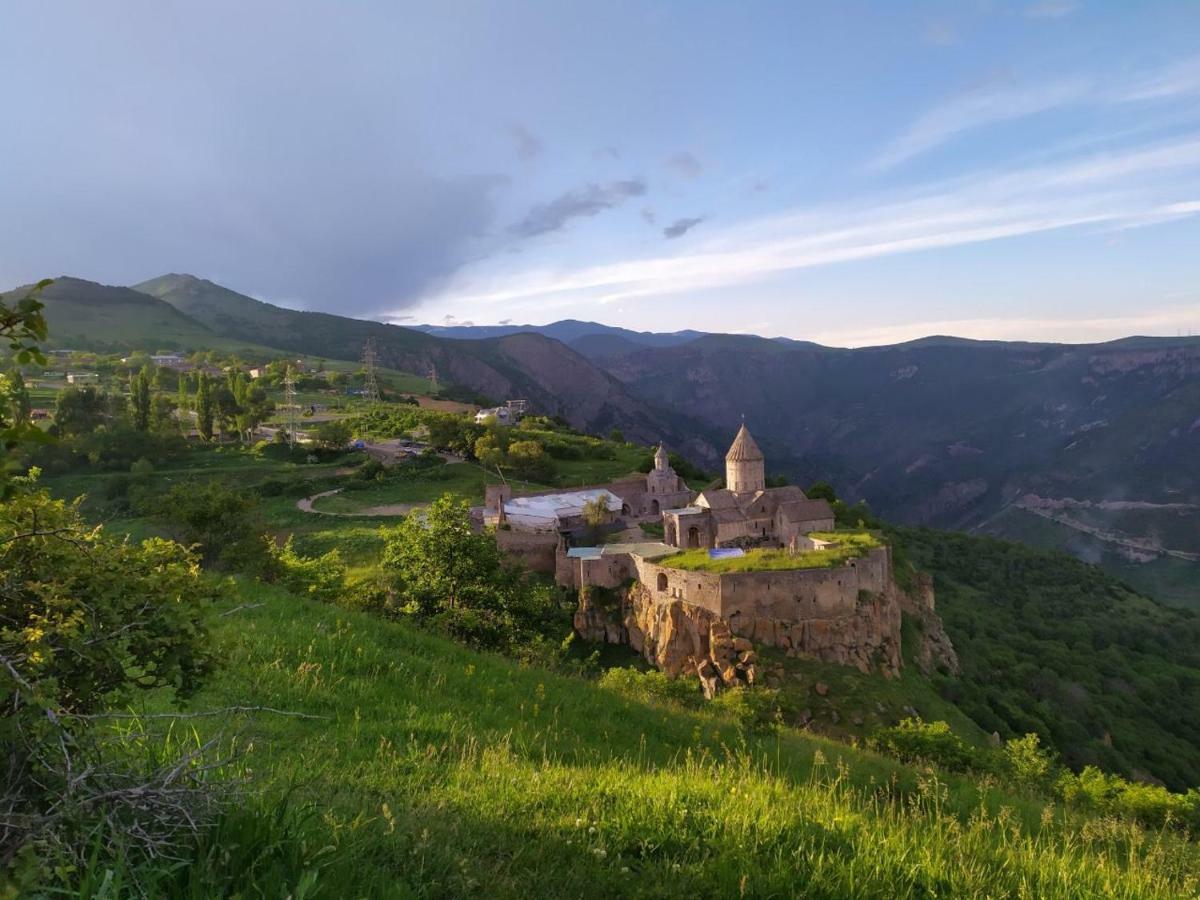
[621,866,630,873]
[575,818,585,827]
[592,848,607,859]
[589,825,597,835]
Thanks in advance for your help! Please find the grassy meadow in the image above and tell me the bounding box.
[59,579,1196,899]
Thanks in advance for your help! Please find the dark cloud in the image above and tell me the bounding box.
[662,216,705,239]
[510,178,647,238]
[506,124,543,161]
[641,207,657,225]
[596,145,621,160]
[499,318,513,325]
[665,151,703,178]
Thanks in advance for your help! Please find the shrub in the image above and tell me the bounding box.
[869,718,979,772]
[0,487,215,862]
[1002,732,1056,789]
[1056,766,1200,831]
[264,536,347,604]
[154,479,267,571]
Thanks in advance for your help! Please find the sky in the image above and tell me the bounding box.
[3,0,1200,346]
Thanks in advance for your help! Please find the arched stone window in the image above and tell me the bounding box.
[651,499,661,515]
[657,573,668,592]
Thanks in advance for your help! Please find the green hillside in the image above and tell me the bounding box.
[49,581,1200,897]
[896,527,1200,789]
[6,277,240,351]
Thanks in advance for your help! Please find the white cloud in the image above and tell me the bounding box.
[869,79,1090,171]
[409,133,1200,329]
[1112,57,1200,103]
[809,304,1200,348]
[870,55,1200,172]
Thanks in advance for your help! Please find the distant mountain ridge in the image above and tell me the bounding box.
[15,272,1198,606]
[411,319,708,361]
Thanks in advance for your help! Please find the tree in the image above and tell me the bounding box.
[150,392,178,433]
[176,376,190,434]
[581,492,612,543]
[4,368,31,426]
[314,418,352,449]
[230,375,272,442]
[213,382,239,442]
[52,386,110,437]
[508,439,553,482]
[155,479,266,570]
[382,494,514,614]
[1,279,50,498]
[130,366,152,431]
[474,432,505,471]
[195,373,214,442]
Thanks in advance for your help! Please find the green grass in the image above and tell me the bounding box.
[663,530,883,573]
[76,582,1200,898]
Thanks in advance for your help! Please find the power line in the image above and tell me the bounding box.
[362,338,381,404]
[283,366,299,448]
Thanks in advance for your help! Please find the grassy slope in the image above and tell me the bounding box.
[22,277,270,353]
[133,582,1196,899]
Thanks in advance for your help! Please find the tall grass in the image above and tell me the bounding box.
[50,582,1200,898]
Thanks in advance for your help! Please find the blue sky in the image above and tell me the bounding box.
[2,1,1199,345]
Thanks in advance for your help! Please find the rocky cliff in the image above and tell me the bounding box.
[574,570,940,694]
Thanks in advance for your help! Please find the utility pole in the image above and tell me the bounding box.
[428,363,439,395]
[362,338,381,404]
[283,366,299,448]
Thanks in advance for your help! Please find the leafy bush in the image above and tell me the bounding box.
[869,718,979,772]
[1001,732,1055,789]
[154,479,267,571]
[0,487,215,862]
[265,536,347,604]
[711,685,782,731]
[1056,766,1200,831]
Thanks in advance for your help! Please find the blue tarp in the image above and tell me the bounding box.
[708,548,745,559]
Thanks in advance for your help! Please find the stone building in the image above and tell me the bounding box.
[663,424,834,550]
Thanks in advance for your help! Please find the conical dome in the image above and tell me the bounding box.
[725,424,764,462]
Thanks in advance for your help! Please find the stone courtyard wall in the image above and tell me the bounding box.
[577,545,902,678]
[495,529,559,574]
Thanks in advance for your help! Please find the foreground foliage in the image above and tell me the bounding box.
[0,486,214,865]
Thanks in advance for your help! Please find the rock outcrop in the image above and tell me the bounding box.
[896,572,960,675]
[575,575,914,692]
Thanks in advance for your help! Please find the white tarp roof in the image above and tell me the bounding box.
[504,488,623,526]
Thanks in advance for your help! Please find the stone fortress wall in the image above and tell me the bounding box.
[568,544,902,679]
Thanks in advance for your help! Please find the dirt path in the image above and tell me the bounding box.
[295,489,423,518]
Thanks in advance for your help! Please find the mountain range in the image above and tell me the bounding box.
[15,273,1200,607]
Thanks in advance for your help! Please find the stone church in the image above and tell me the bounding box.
[662,424,835,550]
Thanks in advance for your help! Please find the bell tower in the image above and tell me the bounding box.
[725,424,765,495]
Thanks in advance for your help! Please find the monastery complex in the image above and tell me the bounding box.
[476,425,952,691]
